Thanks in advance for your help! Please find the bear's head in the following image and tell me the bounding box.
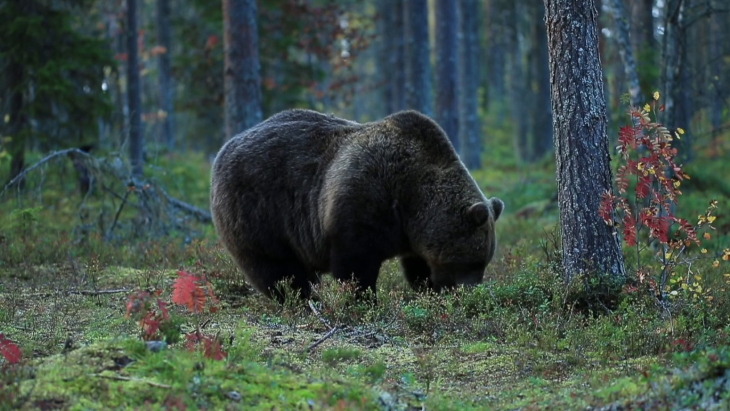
[408,167,504,291]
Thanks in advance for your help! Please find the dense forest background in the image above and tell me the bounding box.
[3,0,729,180]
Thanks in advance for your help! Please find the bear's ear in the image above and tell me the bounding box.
[490,198,504,221]
[468,202,489,227]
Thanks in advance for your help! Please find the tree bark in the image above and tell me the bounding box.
[434,0,459,151]
[223,0,263,140]
[543,0,626,283]
[403,0,433,117]
[609,0,642,108]
[127,0,144,178]
[457,0,481,169]
[156,0,174,150]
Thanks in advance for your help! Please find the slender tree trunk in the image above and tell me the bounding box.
[390,0,406,112]
[7,57,26,184]
[661,0,692,161]
[156,0,174,150]
[378,0,394,115]
[709,3,722,139]
[457,0,481,169]
[403,0,433,117]
[485,0,507,125]
[223,0,263,140]
[630,0,656,95]
[434,0,459,151]
[506,0,529,162]
[127,0,144,178]
[543,0,626,283]
[531,1,552,159]
[609,0,642,108]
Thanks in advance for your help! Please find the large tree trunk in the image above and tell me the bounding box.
[403,0,432,117]
[127,0,144,178]
[609,0,642,108]
[531,1,553,159]
[222,0,263,140]
[457,0,481,169]
[434,0,459,151]
[543,0,626,283]
[156,0,174,150]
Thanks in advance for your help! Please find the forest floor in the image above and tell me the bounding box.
[1,148,730,409]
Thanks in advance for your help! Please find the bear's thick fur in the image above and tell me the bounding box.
[210,109,503,300]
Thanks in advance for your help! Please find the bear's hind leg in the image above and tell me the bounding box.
[400,255,433,291]
[242,255,317,302]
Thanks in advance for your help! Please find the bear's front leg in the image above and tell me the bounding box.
[400,255,433,291]
[329,243,384,297]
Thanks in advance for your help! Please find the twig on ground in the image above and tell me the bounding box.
[88,373,171,389]
[307,299,332,329]
[8,288,132,298]
[307,326,339,352]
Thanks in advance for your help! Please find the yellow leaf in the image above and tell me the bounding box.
[713,260,720,268]
[670,290,679,296]
[704,233,711,240]
[665,252,673,259]
[694,274,702,281]
[701,248,708,254]
[723,254,730,261]
[644,104,651,112]
[677,127,685,134]
[3,114,9,123]
[708,215,717,223]
[653,91,660,100]
[673,181,681,188]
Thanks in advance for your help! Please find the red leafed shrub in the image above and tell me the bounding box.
[125,271,225,360]
[172,270,219,313]
[0,334,22,365]
[599,92,718,300]
[125,289,171,341]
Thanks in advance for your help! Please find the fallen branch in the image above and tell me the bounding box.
[1,148,92,197]
[308,299,332,329]
[88,373,171,389]
[307,326,339,352]
[157,184,211,223]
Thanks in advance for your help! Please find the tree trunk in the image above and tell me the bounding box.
[156,0,174,150]
[543,0,626,283]
[457,0,481,169]
[485,0,508,125]
[609,0,642,108]
[434,0,459,151]
[390,0,406,112]
[127,0,144,178]
[378,0,393,116]
[403,0,433,117]
[709,2,722,139]
[661,0,692,161]
[506,0,529,162]
[6,57,26,184]
[531,1,553,160]
[630,0,656,95]
[223,0,263,140]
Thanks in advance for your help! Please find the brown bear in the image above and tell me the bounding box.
[210,109,503,301]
